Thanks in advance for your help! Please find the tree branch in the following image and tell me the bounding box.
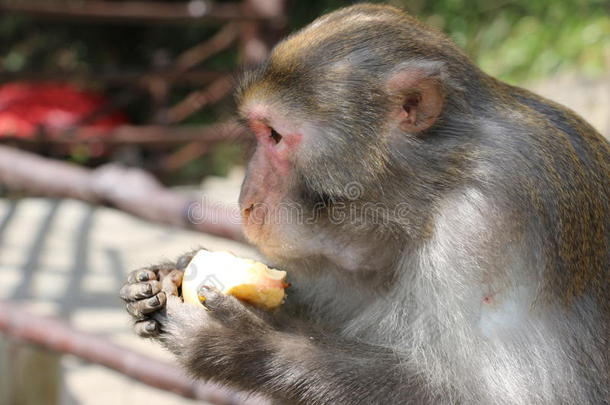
[164,75,235,123]
[0,145,245,242]
[0,1,275,24]
[175,23,240,72]
[0,301,268,404]
[0,70,229,87]
[1,121,246,145]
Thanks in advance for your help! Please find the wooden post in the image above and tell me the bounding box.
[0,336,60,405]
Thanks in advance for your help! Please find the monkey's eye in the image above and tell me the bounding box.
[269,128,283,144]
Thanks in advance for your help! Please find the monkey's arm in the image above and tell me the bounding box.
[121,255,427,404]
[152,288,425,405]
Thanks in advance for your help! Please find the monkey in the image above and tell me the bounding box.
[119,4,609,404]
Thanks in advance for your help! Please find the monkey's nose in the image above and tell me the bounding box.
[241,203,256,221]
[243,203,255,218]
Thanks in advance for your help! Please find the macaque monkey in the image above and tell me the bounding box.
[120,4,609,404]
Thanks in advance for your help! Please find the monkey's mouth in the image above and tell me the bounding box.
[241,214,271,246]
[242,221,306,262]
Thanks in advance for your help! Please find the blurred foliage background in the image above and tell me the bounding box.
[290,0,610,83]
[1,0,608,182]
[4,1,608,85]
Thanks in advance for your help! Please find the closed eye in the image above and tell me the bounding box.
[270,128,283,144]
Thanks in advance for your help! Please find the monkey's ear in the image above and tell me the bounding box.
[387,69,444,133]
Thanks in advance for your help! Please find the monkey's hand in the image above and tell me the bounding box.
[150,284,274,371]
[144,286,421,405]
[120,250,199,337]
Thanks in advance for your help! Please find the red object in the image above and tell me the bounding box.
[0,82,128,138]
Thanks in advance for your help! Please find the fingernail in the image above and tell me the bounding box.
[149,296,159,306]
[145,323,156,332]
[137,272,148,282]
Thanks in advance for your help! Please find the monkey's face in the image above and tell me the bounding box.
[236,85,403,271]
[236,68,391,267]
[239,90,410,271]
[237,98,322,263]
[236,17,447,269]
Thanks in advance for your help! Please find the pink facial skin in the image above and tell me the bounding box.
[238,104,304,244]
[246,106,303,174]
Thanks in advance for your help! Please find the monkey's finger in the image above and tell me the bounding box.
[198,286,247,319]
[198,285,266,329]
[119,280,161,302]
[161,270,183,297]
[134,319,160,337]
[126,292,166,318]
[175,249,204,269]
[127,269,158,284]
[156,268,173,279]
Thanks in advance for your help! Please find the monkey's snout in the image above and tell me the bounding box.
[241,202,268,228]
[243,203,255,218]
[242,203,263,225]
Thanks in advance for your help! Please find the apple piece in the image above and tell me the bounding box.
[182,250,287,310]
